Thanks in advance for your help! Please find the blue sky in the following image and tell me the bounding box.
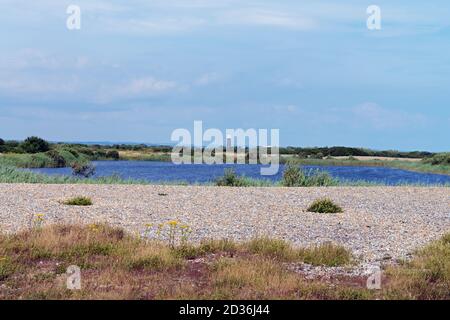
[0,0,449,151]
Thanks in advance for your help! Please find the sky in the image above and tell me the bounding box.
[0,0,449,151]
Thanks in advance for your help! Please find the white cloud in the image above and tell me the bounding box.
[351,102,428,130]
[95,77,179,103]
[219,9,317,30]
[194,73,222,86]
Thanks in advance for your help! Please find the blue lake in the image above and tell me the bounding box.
[26,160,450,185]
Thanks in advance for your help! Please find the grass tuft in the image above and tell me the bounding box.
[307,198,343,213]
[63,196,93,206]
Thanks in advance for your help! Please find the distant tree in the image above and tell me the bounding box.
[20,136,50,154]
[0,138,4,145]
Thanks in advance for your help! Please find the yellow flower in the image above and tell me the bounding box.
[145,223,153,228]
[168,220,179,226]
[89,223,100,232]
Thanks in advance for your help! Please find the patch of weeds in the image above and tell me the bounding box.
[298,242,352,267]
[63,196,93,206]
[125,245,183,271]
[384,232,450,299]
[0,256,16,281]
[246,237,295,261]
[307,198,343,213]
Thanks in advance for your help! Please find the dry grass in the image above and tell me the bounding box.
[383,233,450,299]
[0,224,448,300]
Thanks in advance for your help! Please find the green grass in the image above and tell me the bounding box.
[307,198,343,213]
[63,196,93,206]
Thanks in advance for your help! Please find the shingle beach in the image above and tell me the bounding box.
[0,184,448,263]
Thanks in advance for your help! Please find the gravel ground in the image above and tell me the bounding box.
[0,183,449,263]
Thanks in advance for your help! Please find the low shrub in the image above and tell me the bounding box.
[215,168,248,187]
[307,198,343,213]
[282,162,305,187]
[63,196,93,206]
[282,163,339,187]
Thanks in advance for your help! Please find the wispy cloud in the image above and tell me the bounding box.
[351,102,428,130]
[219,9,317,30]
[95,77,179,104]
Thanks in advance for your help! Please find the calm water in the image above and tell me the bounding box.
[26,160,450,185]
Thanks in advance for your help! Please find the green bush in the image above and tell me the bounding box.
[63,196,93,206]
[46,150,67,168]
[20,136,50,154]
[422,153,450,166]
[282,162,305,187]
[307,198,343,213]
[282,163,338,187]
[215,168,248,187]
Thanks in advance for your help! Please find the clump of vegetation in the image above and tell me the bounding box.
[46,150,67,168]
[282,162,305,187]
[63,196,93,206]
[71,162,96,178]
[246,237,352,266]
[282,162,339,187]
[307,198,343,213]
[106,150,120,160]
[215,168,249,187]
[383,233,450,299]
[422,153,450,166]
[20,136,50,154]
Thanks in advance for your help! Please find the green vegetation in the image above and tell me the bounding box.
[307,198,343,213]
[0,137,128,169]
[246,237,352,266]
[422,153,450,166]
[383,233,450,299]
[281,162,338,186]
[20,136,50,154]
[215,168,273,187]
[279,146,432,159]
[63,196,93,206]
[1,137,449,181]
[1,223,448,299]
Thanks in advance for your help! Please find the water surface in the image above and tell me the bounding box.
[26,161,450,185]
